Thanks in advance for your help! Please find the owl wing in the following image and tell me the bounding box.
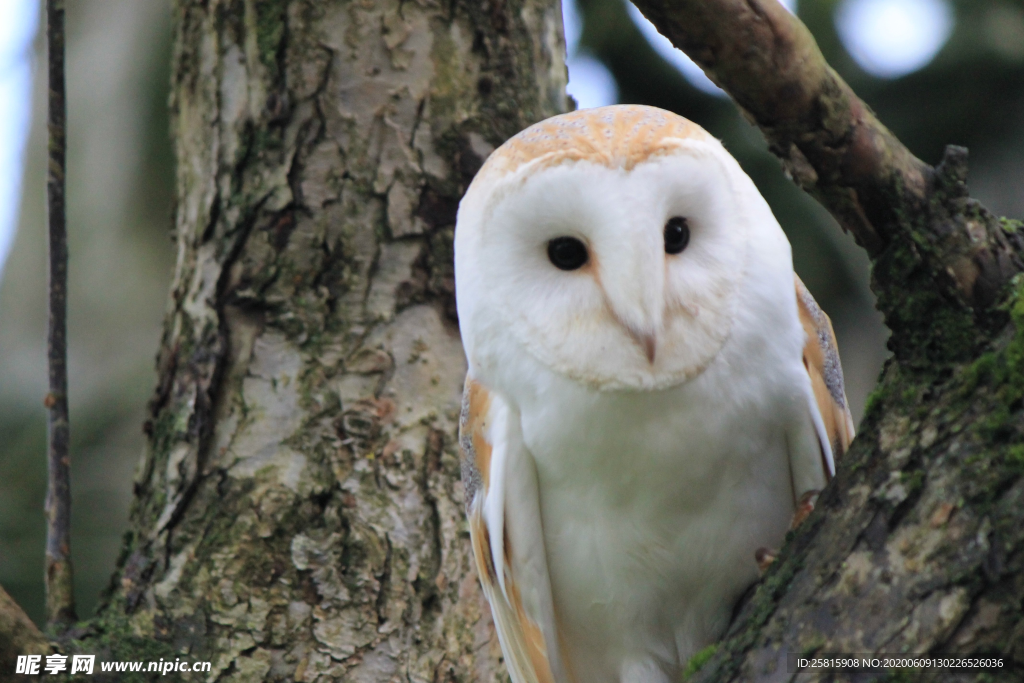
[790,276,856,501]
[460,377,567,683]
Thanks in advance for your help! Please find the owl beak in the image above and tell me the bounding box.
[624,326,657,364]
[638,335,655,362]
[609,306,659,364]
[641,333,656,364]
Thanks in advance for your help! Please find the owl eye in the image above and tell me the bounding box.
[547,237,589,271]
[664,217,690,255]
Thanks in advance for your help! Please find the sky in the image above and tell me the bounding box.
[563,0,955,109]
[0,0,37,283]
[835,0,954,79]
[0,0,957,283]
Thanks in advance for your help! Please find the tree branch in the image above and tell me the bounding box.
[624,2,1024,681]
[631,0,1023,314]
[0,585,51,670]
[45,0,76,630]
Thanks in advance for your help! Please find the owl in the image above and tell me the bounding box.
[454,105,854,683]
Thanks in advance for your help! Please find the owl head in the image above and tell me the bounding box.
[455,105,791,392]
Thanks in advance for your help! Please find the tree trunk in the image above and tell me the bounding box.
[11,1,1024,682]
[78,0,566,679]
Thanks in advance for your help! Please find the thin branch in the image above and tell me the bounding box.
[45,0,76,630]
[631,0,1022,310]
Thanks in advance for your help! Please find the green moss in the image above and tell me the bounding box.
[692,269,1024,681]
[964,452,985,466]
[960,352,998,397]
[999,217,1023,234]
[254,0,288,78]
[864,380,891,417]
[683,547,803,683]
[799,635,826,656]
[900,469,925,494]
[682,644,718,681]
[879,669,919,683]
[62,608,181,682]
[872,231,978,364]
[1006,445,1024,472]
[1005,281,1024,372]
[969,279,1024,440]
[935,276,1024,510]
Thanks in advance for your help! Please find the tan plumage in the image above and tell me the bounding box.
[462,378,562,683]
[795,275,856,467]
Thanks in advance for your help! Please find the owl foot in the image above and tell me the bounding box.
[791,489,821,529]
[754,547,777,573]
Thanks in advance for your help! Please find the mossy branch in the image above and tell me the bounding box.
[631,0,1024,317]
[627,3,1024,682]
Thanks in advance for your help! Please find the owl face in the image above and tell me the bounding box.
[456,107,770,392]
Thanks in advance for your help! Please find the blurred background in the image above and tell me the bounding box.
[0,0,1021,626]
[0,0,173,625]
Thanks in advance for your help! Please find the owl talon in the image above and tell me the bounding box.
[755,547,777,573]
[791,489,820,529]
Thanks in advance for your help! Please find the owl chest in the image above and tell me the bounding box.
[519,380,796,670]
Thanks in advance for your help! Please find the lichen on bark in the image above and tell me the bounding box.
[20,2,1024,681]
[683,93,1024,683]
[692,273,1024,682]
[67,0,568,679]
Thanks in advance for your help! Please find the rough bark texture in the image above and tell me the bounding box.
[68,1,566,679]
[10,1,1024,681]
[0,585,50,673]
[622,1,1024,681]
[688,157,1024,683]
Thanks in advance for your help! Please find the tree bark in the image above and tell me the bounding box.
[67,0,566,679]
[625,2,1024,681]
[0,585,50,673]
[9,1,1024,682]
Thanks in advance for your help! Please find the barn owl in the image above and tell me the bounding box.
[454,105,854,683]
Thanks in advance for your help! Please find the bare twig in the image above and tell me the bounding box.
[45,0,76,630]
[631,0,1022,310]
